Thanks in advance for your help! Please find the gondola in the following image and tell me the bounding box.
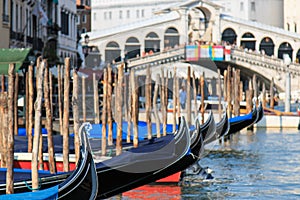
[227,103,259,135]
[255,101,264,124]
[0,123,98,199]
[0,117,192,199]
[203,111,229,145]
[95,117,191,199]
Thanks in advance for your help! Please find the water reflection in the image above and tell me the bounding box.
[113,129,300,199]
[122,184,181,200]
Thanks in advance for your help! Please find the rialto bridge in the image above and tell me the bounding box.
[83,0,300,94]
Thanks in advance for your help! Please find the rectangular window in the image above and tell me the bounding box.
[119,10,122,19]
[295,23,297,33]
[76,15,80,25]
[141,9,144,17]
[104,12,107,20]
[16,4,18,31]
[109,11,112,19]
[94,12,96,21]
[251,2,255,12]
[127,10,130,18]
[136,10,139,18]
[82,28,86,33]
[61,11,69,35]
[82,14,86,23]
[240,2,244,11]
[2,0,9,23]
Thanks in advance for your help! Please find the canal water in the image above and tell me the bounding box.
[116,128,300,200]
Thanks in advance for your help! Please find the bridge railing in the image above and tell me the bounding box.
[126,46,185,68]
[231,48,300,76]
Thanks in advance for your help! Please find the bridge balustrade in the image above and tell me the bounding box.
[126,47,185,69]
[231,48,300,76]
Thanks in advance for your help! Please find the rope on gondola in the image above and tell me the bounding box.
[24,178,42,191]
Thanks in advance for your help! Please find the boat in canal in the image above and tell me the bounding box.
[0,123,98,199]
[227,102,262,135]
[0,117,197,199]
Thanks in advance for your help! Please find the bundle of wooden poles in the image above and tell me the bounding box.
[0,57,272,194]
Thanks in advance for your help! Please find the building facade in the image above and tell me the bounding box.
[211,0,284,28]
[8,0,77,66]
[91,0,185,32]
[0,0,11,48]
[284,0,299,34]
[76,0,91,35]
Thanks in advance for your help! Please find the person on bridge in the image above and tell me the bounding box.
[179,86,187,109]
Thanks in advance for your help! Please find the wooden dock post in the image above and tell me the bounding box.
[176,76,180,120]
[187,66,191,126]
[160,70,166,136]
[49,71,53,116]
[25,72,29,138]
[116,65,124,156]
[1,75,4,92]
[27,65,34,152]
[107,65,113,146]
[82,76,86,122]
[130,70,139,147]
[253,74,257,104]
[72,70,80,162]
[101,68,108,156]
[13,73,18,136]
[126,72,132,143]
[192,71,197,119]
[226,66,232,118]
[145,66,152,139]
[262,82,266,107]
[172,68,177,132]
[57,65,63,135]
[6,64,15,194]
[0,92,8,168]
[234,69,240,117]
[63,58,70,172]
[200,75,205,124]
[31,58,44,191]
[270,78,274,109]
[44,62,56,173]
[93,73,100,124]
[163,71,168,136]
[217,69,222,120]
[153,74,161,138]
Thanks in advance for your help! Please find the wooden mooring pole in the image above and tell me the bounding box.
[6,64,15,194]
[63,58,70,172]
[72,70,80,162]
[44,62,56,173]
[101,68,108,156]
[116,65,124,156]
[31,58,44,191]
[145,66,152,139]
